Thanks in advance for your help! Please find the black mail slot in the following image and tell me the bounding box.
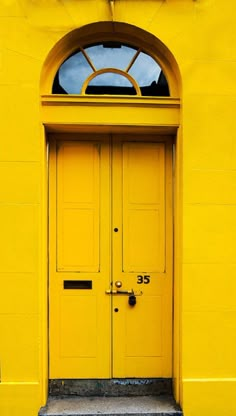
[64,280,92,290]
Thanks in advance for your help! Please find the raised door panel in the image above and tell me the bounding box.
[112,136,173,378]
[49,136,111,379]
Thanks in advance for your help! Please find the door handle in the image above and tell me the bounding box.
[105,289,119,294]
[105,289,143,296]
[105,289,132,295]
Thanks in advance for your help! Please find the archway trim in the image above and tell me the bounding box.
[40,22,181,98]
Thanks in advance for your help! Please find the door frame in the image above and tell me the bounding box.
[48,132,174,380]
[41,95,181,385]
[41,96,181,404]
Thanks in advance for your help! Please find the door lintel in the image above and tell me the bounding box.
[42,96,180,134]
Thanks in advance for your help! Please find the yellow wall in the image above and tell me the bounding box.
[0,1,236,415]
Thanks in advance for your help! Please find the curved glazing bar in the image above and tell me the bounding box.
[82,68,141,95]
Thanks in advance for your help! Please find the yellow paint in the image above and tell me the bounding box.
[49,135,172,379]
[112,136,173,377]
[49,136,111,378]
[41,96,180,130]
[0,1,236,416]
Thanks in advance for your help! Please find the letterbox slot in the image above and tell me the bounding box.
[64,280,92,290]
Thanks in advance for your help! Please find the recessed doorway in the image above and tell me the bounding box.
[49,133,173,379]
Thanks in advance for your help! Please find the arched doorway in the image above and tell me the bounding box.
[41,22,181,384]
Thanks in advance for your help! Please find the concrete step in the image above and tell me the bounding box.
[39,396,183,416]
[49,379,172,397]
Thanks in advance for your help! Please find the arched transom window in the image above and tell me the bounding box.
[53,42,170,96]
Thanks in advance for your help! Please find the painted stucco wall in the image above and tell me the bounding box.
[0,1,236,415]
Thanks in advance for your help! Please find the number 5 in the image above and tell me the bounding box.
[144,275,150,284]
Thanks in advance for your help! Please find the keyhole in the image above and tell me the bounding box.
[114,228,119,232]
[114,308,119,312]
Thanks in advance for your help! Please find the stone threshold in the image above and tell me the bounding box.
[39,395,183,416]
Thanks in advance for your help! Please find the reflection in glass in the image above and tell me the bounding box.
[52,42,170,96]
[85,43,137,70]
[129,52,161,86]
[86,72,136,95]
[90,73,132,87]
[53,51,93,94]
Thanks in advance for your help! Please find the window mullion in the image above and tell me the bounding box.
[125,49,141,73]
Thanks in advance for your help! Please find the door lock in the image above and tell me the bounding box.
[115,281,122,288]
[128,294,136,306]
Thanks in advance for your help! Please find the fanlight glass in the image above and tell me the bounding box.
[52,42,170,97]
[85,43,136,70]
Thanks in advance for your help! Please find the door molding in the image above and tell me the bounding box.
[42,96,180,135]
[42,99,181,399]
[42,104,181,389]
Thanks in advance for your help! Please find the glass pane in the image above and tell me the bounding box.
[89,72,132,87]
[85,43,137,70]
[129,51,161,87]
[52,42,170,96]
[58,51,93,94]
[86,72,136,95]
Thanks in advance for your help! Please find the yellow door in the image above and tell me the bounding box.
[49,134,173,379]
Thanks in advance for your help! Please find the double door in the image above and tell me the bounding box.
[49,134,173,378]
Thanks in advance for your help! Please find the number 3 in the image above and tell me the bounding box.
[137,275,143,284]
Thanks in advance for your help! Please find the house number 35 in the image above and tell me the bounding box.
[137,275,151,284]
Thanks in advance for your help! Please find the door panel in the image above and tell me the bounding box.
[57,141,100,272]
[49,134,173,379]
[123,142,165,272]
[49,136,111,378]
[112,136,172,378]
